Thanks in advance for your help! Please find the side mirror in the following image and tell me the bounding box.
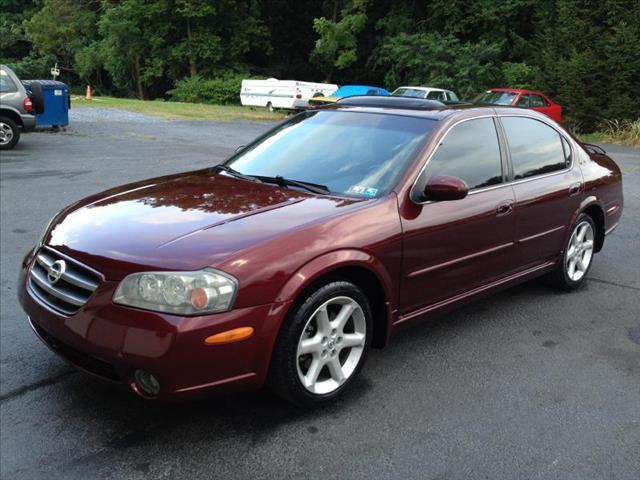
[234,145,245,154]
[423,175,468,201]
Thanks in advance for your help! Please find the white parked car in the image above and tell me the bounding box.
[391,86,460,103]
[240,78,338,111]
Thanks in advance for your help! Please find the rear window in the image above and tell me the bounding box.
[0,69,17,93]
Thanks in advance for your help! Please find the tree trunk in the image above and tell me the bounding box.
[187,19,197,76]
[133,55,145,100]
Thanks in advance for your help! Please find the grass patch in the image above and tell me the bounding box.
[72,96,287,121]
[576,119,640,147]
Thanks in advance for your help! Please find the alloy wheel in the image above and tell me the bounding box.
[565,220,595,282]
[0,122,13,146]
[296,296,366,395]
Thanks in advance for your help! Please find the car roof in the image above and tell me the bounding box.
[326,95,558,124]
[394,86,450,93]
[489,88,547,96]
[334,85,388,94]
[327,96,485,120]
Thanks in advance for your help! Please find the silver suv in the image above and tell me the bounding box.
[0,65,43,150]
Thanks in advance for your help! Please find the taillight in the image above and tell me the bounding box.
[23,97,33,112]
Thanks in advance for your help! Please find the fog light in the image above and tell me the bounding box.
[134,369,160,396]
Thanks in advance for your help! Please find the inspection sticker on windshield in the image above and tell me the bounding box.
[348,185,377,197]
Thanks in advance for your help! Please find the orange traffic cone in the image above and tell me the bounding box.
[85,85,92,101]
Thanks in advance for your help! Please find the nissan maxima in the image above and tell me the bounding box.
[18,96,623,406]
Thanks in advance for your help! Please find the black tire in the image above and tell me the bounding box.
[266,102,274,113]
[0,116,20,150]
[30,81,45,114]
[268,280,373,407]
[547,213,596,290]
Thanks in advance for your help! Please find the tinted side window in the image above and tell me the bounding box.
[515,94,530,107]
[530,94,548,107]
[427,91,445,101]
[502,117,567,179]
[422,118,503,190]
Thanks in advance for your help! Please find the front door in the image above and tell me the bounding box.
[399,117,517,316]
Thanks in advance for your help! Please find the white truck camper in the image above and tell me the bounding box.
[240,78,338,111]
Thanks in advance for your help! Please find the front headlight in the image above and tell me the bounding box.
[113,268,238,315]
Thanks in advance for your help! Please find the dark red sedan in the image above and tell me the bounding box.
[18,97,622,406]
[475,88,563,124]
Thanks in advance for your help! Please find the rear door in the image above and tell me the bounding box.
[499,116,582,268]
[400,117,517,315]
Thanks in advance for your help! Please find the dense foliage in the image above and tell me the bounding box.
[1,0,638,131]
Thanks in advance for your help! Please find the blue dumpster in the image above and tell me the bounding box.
[22,80,70,127]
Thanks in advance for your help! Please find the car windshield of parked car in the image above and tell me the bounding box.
[392,88,426,98]
[475,91,517,105]
[226,111,435,198]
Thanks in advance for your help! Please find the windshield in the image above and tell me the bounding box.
[225,111,435,198]
[392,88,426,98]
[475,91,517,105]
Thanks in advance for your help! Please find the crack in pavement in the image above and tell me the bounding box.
[589,277,640,292]
[0,369,76,403]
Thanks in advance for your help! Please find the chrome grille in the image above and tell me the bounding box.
[28,248,101,315]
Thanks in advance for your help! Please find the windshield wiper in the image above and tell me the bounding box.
[253,175,331,195]
[216,165,262,183]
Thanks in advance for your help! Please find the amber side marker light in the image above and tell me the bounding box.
[205,327,254,345]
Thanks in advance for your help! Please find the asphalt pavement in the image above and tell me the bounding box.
[1,109,639,479]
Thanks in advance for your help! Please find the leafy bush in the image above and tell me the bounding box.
[167,73,253,105]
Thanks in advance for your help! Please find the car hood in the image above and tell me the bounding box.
[46,169,363,279]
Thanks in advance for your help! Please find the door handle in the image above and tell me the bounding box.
[569,182,582,196]
[496,201,514,216]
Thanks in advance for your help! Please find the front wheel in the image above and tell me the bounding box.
[548,213,596,290]
[269,281,372,406]
[0,116,20,150]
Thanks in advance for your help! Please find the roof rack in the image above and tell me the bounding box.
[335,95,446,110]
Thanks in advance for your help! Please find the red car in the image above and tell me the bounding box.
[475,88,563,123]
[18,97,622,406]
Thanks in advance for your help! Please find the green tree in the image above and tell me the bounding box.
[372,32,502,98]
[24,0,98,76]
[98,0,171,99]
[311,0,368,81]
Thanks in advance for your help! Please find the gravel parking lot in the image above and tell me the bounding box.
[1,109,639,480]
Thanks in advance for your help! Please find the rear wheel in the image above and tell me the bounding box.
[0,116,20,150]
[269,280,372,406]
[548,213,595,290]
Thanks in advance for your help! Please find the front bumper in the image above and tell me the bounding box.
[18,247,291,401]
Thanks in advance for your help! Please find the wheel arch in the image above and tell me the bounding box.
[0,107,24,127]
[275,250,394,348]
[583,203,605,252]
[571,196,605,252]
